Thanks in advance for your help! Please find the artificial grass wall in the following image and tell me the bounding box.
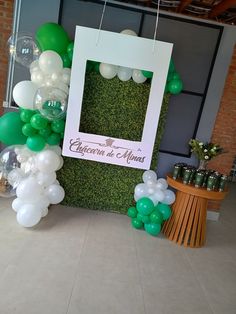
[58,72,170,213]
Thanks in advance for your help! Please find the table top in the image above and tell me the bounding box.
[167,174,228,201]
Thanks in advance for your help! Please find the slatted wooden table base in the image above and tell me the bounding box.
[162,175,228,248]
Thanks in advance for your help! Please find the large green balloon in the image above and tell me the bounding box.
[0,112,27,145]
[26,134,46,152]
[136,197,154,216]
[144,223,161,236]
[156,203,172,220]
[150,210,163,224]
[36,23,70,54]
[137,213,151,224]
[20,109,35,123]
[168,79,183,95]
[131,218,143,229]
[51,119,65,134]
[38,125,52,138]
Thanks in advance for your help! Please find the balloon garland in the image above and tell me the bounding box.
[0,23,181,228]
[127,170,176,236]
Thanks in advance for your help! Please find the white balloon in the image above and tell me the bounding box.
[50,71,61,83]
[48,145,62,156]
[35,150,60,173]
[31,70,45,86]
[30,60,40,74]
[55,81,69,95]
[120,29,137,36]
[132,69,147,84]
[16,177,44,202]
[153,189,165,202]
[41,207,48,218]
[134,183,149,198]
[148,194,159,206]
[36,171,56,187]
[12,80,38,109]
[146,179,156,188]
[147,187,155,195]
[163,189,176,205]
[37,196,50,210]
[99,63,118,79]
[8,168,26,188]
[39,50,63,75]
[56,157,64,171]
[156,178,168,190]
[117,67,132,81]
[45,184,65,204]
[12,198,24,212]
[142,170,157,183]
[17,203,42,227]
[61,68,71,85]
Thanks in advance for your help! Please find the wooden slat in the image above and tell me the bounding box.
[177,0,193,13]
[190,198,202,247]
[209,0,236,18]
[200,200,208,246]
[183,197,198,247]
[177,195,195,245]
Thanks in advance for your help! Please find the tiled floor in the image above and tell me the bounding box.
[0,184,235,314]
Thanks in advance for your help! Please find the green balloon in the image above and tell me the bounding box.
[61,53,71,68]
[22,123,37,137]
[20,109,35,123]
[67,42,74,61]
[38,124,52,138]
[51,119,65,134]
[46,132,61,145]
[168,79,183,95]
[144,223,161,236]
[36,22,70,54]
[141,70,153,79]
[26,134,46,152]
[168,59,175,73]
[150,210,163,224]
[86,60,95,72]
[0,112,27,145]
[171,72,180,80]
[131,218,143,229]
[60,131,64,139]
[127,207,138,218]
[136,197,154,216]
[94,62,100,73]
[156,203,172,220]
[137,213,151,224]
[30,114,48,130]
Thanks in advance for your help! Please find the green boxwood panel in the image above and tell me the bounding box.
[58,72,169,213]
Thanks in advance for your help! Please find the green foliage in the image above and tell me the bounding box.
[58,72,170,213]
[189,139,224,161]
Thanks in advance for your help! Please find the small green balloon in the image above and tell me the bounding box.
[61,53,72,68]
[172,72,180,80]
[60,131,64,139]
[168,59,175,73]
[144,223,161,236]
[51,119,65,134]
[0,112,27,145]
[30,114,48,130]
[67,41,74,61]
[131,218,143,229]
[22,123,37,137]
[38,125,52,138]
[94,62,100,73]
[20,109,35,123]
[141,70,153,79]
[156,203,172,220]
[26,134,46,152]
[137,213,151,224]
[136,197,154,216]
[150,210,163,224]
[46,132,61,145]
[127,207,138,218]
[168,79,183,95]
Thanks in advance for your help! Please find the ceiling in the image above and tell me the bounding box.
[120,0,236,25]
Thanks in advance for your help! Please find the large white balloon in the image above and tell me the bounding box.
[99,63,118,79]
[153,189,165,202]
[117,67,132,81]
[35,150,60,173]
[45,184,65,204]
[12,80,38,109]
[120,29,137,36]
[12,198,24,212]
[17,203,42,227]
[142,170,157,183]
[31,69,45,86]
[36,171,57,187]
[39,50,63,75]
[132,69,147,84]
[16,177,44,202]
[134,183,149,198]
[8,168,26,188]
[162,189,176,205]
[41,207,49,218]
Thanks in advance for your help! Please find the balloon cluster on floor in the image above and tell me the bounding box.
[127,170,176,236]
[0,23,72,227]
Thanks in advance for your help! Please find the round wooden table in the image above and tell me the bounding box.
[162,175,228,248]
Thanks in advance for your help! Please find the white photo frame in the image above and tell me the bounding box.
[62,26,173,169]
